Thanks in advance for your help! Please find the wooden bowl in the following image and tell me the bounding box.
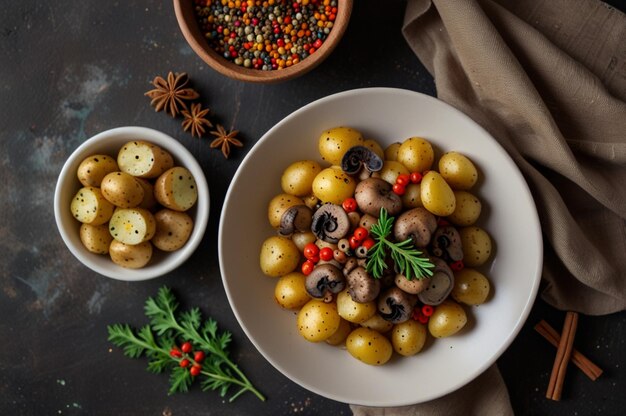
[173,0,353,83]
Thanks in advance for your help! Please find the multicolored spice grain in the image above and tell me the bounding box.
[193,0,338,71]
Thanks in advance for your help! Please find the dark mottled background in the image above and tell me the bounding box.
[1,1,625,415]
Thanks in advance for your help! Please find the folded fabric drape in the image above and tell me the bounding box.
[352,0,626,414]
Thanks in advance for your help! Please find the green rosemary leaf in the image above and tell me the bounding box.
[366,208,435,280]
[168,366,192,395]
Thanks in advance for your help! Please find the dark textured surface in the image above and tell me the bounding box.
[0,1,624,415]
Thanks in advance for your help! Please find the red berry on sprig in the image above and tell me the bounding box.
[190,365,202,377]
[181,341,192,353]
[170,348,182,358]
[179,358,190,368]
[194,351,205,363]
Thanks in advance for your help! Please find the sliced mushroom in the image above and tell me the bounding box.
[418,257,455,306]
[346,267,381,303]
[343,257,359,276]
[430,226,463,262]
[306,264,346,303]
[393,207,437,247]
[354,178,402,217]
[378,287,417,324]
[341,146,383,180]
[311,203,350,243]
[347,211,361,230]
[394,273,432,295]
[278,205,313,236]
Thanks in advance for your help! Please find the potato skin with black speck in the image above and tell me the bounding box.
[79,223,113,254]
[152,209,193,252]
[109,240,153,269]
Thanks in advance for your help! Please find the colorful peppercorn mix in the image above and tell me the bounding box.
[193,0,338,71]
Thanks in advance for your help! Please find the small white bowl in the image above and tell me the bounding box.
[54,126,210,281]
[219,88,542,406]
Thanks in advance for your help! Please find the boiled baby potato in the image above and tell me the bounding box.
[379,160,410,185]
[363,139,384,160]
[79,223,114,254]
[397,137,434,173]
[152,209,193,252]
[109,239,153,269]
[117,140,173,179]
[438,151,478,190]
[452,268,491,306]
[459,226,492,267]
[336,289,376,323]
[267,193,304,228]
[136,178,158,211]
[392,320,427,356]
[77,154,118,187]
[154,167,198,212]
[421,171,456,216]
[401,183,423,209]
[297,299,341,342]
[281,160,322,197]
[428,299,467,338]
[384,142,401,161]
[274,272,310,310]
[70,187,114,225]
[259,235,300,277]
[101,171,144,208]
[312,167,356,205]
[318,126,364,165]
[325,318,352,346]
[360,313,393,333]
[108,208,156,245]
[448,191,481,226]
[346,327,393,366]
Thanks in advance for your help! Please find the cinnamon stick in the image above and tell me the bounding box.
[546,311,578,401]
[535,320,603,380]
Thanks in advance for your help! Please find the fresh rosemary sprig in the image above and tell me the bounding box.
[107,287,265,402]
[366,208,435,280]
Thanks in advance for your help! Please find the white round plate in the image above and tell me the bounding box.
[219,88,542,406]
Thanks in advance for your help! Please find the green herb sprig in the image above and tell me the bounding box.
[107,287,265,402]
[366,208,435,280]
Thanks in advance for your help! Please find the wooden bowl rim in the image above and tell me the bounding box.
[173,0,353,83]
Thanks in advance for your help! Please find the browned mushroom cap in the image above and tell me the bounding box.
[359,214,377,231]
[306,264,346,303]
[311,203,350,243]
[354,178,402,218]
[430,226,463,262]
[343,257,359,276]
[278,205,313,236]
[346,267,381,303]
[393,207,437,247]
[341,146,383,176]
[394,273,432,295]
[418,257,455,306]
[378,287,417,324]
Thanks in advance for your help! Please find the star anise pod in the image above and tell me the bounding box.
[145,72,200,117]
[210,124,243,159]
[181,103,213,138]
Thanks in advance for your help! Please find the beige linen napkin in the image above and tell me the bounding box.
[353,0,626,414]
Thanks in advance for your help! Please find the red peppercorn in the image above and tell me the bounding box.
[450,260,465,272]
[417,313,429,324]
[179,359,190,368]
[190,365,202,377]
[396,174,410,186]
[353,227,369,242]
[301,260,315,276]
[342,197,357,213]
[410,172,423,184]
[313,39,323,49]
[421,305,434,317]
[319,247,334,261]
[303,243,319,260]
[194,351,205,363]
[349,236,360,250]
[170,348,182,358]
[361,238,375,250]
[181,342,192,353]
[392,183,406,195]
